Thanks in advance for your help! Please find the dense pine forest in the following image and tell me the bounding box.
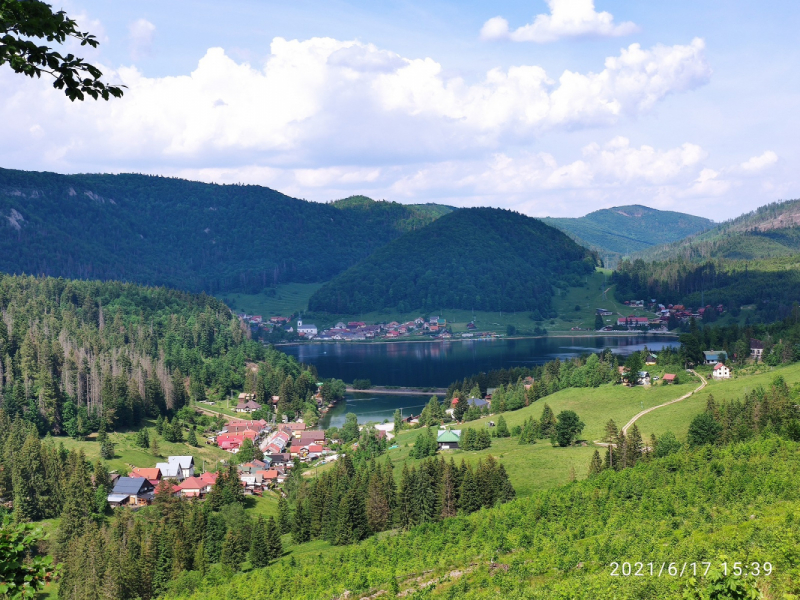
[0,169,449,293]
[0,274,319,437]
[309,207,598,314]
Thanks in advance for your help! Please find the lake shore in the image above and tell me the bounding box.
[345,386,448,395]
[276,330,677,347]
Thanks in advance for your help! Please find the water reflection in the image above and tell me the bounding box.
[282,335,678,388]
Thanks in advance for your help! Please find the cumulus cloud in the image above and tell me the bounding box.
[0,36,710,170]
[128,18,156,60]
[739,150,778,173]
[480,0,638,43]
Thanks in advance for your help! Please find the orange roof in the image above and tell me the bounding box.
[131,467,161,480]
[257,469,279,479]
[174,476,205,490]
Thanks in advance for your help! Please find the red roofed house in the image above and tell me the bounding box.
[662,373,676,383]
[173,476,207,498]
[713,363,731,379]
[289,444,305,457]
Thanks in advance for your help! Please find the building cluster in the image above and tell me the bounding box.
[597,300,728,332]
[106,417,334,508]
[238,313,503,341]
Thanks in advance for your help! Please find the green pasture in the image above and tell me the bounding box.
[53,421,231,475]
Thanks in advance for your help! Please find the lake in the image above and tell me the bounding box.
[283,335,680,429]
[282,335,679,388]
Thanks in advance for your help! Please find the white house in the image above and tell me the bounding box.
[712,363,731,379]
[297,319,318,336]
[155,456,195,481]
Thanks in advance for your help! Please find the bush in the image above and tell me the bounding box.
[352,379,372,390]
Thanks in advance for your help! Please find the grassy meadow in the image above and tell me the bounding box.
[53,420,231,476]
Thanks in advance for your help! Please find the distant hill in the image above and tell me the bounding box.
[613,199,800,321]
[542,205,713,262]
[632,198,800,263]
[308,207,598,314]
[0,169,450,294]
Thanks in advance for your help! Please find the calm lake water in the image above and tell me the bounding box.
[283,335,680,429]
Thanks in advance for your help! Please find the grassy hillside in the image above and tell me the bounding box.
[0,168,448,293]
[166,435,800,599]
[309,207,598,315]
[542,205,713,263]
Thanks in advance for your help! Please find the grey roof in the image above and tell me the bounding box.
[112,477,152,495]
[467,397,490,408]
[107,494,129,503]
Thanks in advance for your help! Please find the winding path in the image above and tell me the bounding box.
[594,370,707,445]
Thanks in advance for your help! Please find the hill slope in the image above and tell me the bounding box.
[0,169,449,293]
[308,207,598,314]
[166,437,800,599]
[543,205,713,259]
[633,198,800,263]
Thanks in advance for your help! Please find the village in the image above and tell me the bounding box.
[104,391,339,508]
[240,314,502,341]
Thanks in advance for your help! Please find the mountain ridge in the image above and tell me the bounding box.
[0,168,450,294]
[542,204,714,263]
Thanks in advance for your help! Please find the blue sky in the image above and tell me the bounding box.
[1,0,798,218]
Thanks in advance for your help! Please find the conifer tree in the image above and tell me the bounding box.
[292,499,311,544]
[194,540,208,575]
[249,516,270,568]
[495,415,510,437]
[265,516,283,561]
[627,423,644,465]
[588,449,604,477]
[221,530,242,572]
[604,419,619,443]
[539,403,557,438]
[151,434,160,457]
[187,426,198,447]
[155,414,164,435]
[277,496,291,534]
[458,467,480,514]
[440,460,458,518]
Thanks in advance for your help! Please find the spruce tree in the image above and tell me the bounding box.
[588,449,604,477]
[155,414,164,435]
[495,416,510,437]
[151,434,160,457]
[604,419,619,443]
[249,516,270,568]
[265,516,283,560]
[277,496,291,534]
[292,499,311,544]
[221,530,242,572]
[458,468,480,514]
[187,426,198,447]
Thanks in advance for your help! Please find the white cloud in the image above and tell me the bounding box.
[739,150,778,173]
[128,18,156,60]
[0,36,710,169]
[481,0,638,43]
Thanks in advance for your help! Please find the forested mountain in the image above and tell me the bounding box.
[0,169,449,293]
[0,274,318,437]
[632,198,800,263]
[542,205,713,261]
[613,199,800,319]
[308,207,598,314]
